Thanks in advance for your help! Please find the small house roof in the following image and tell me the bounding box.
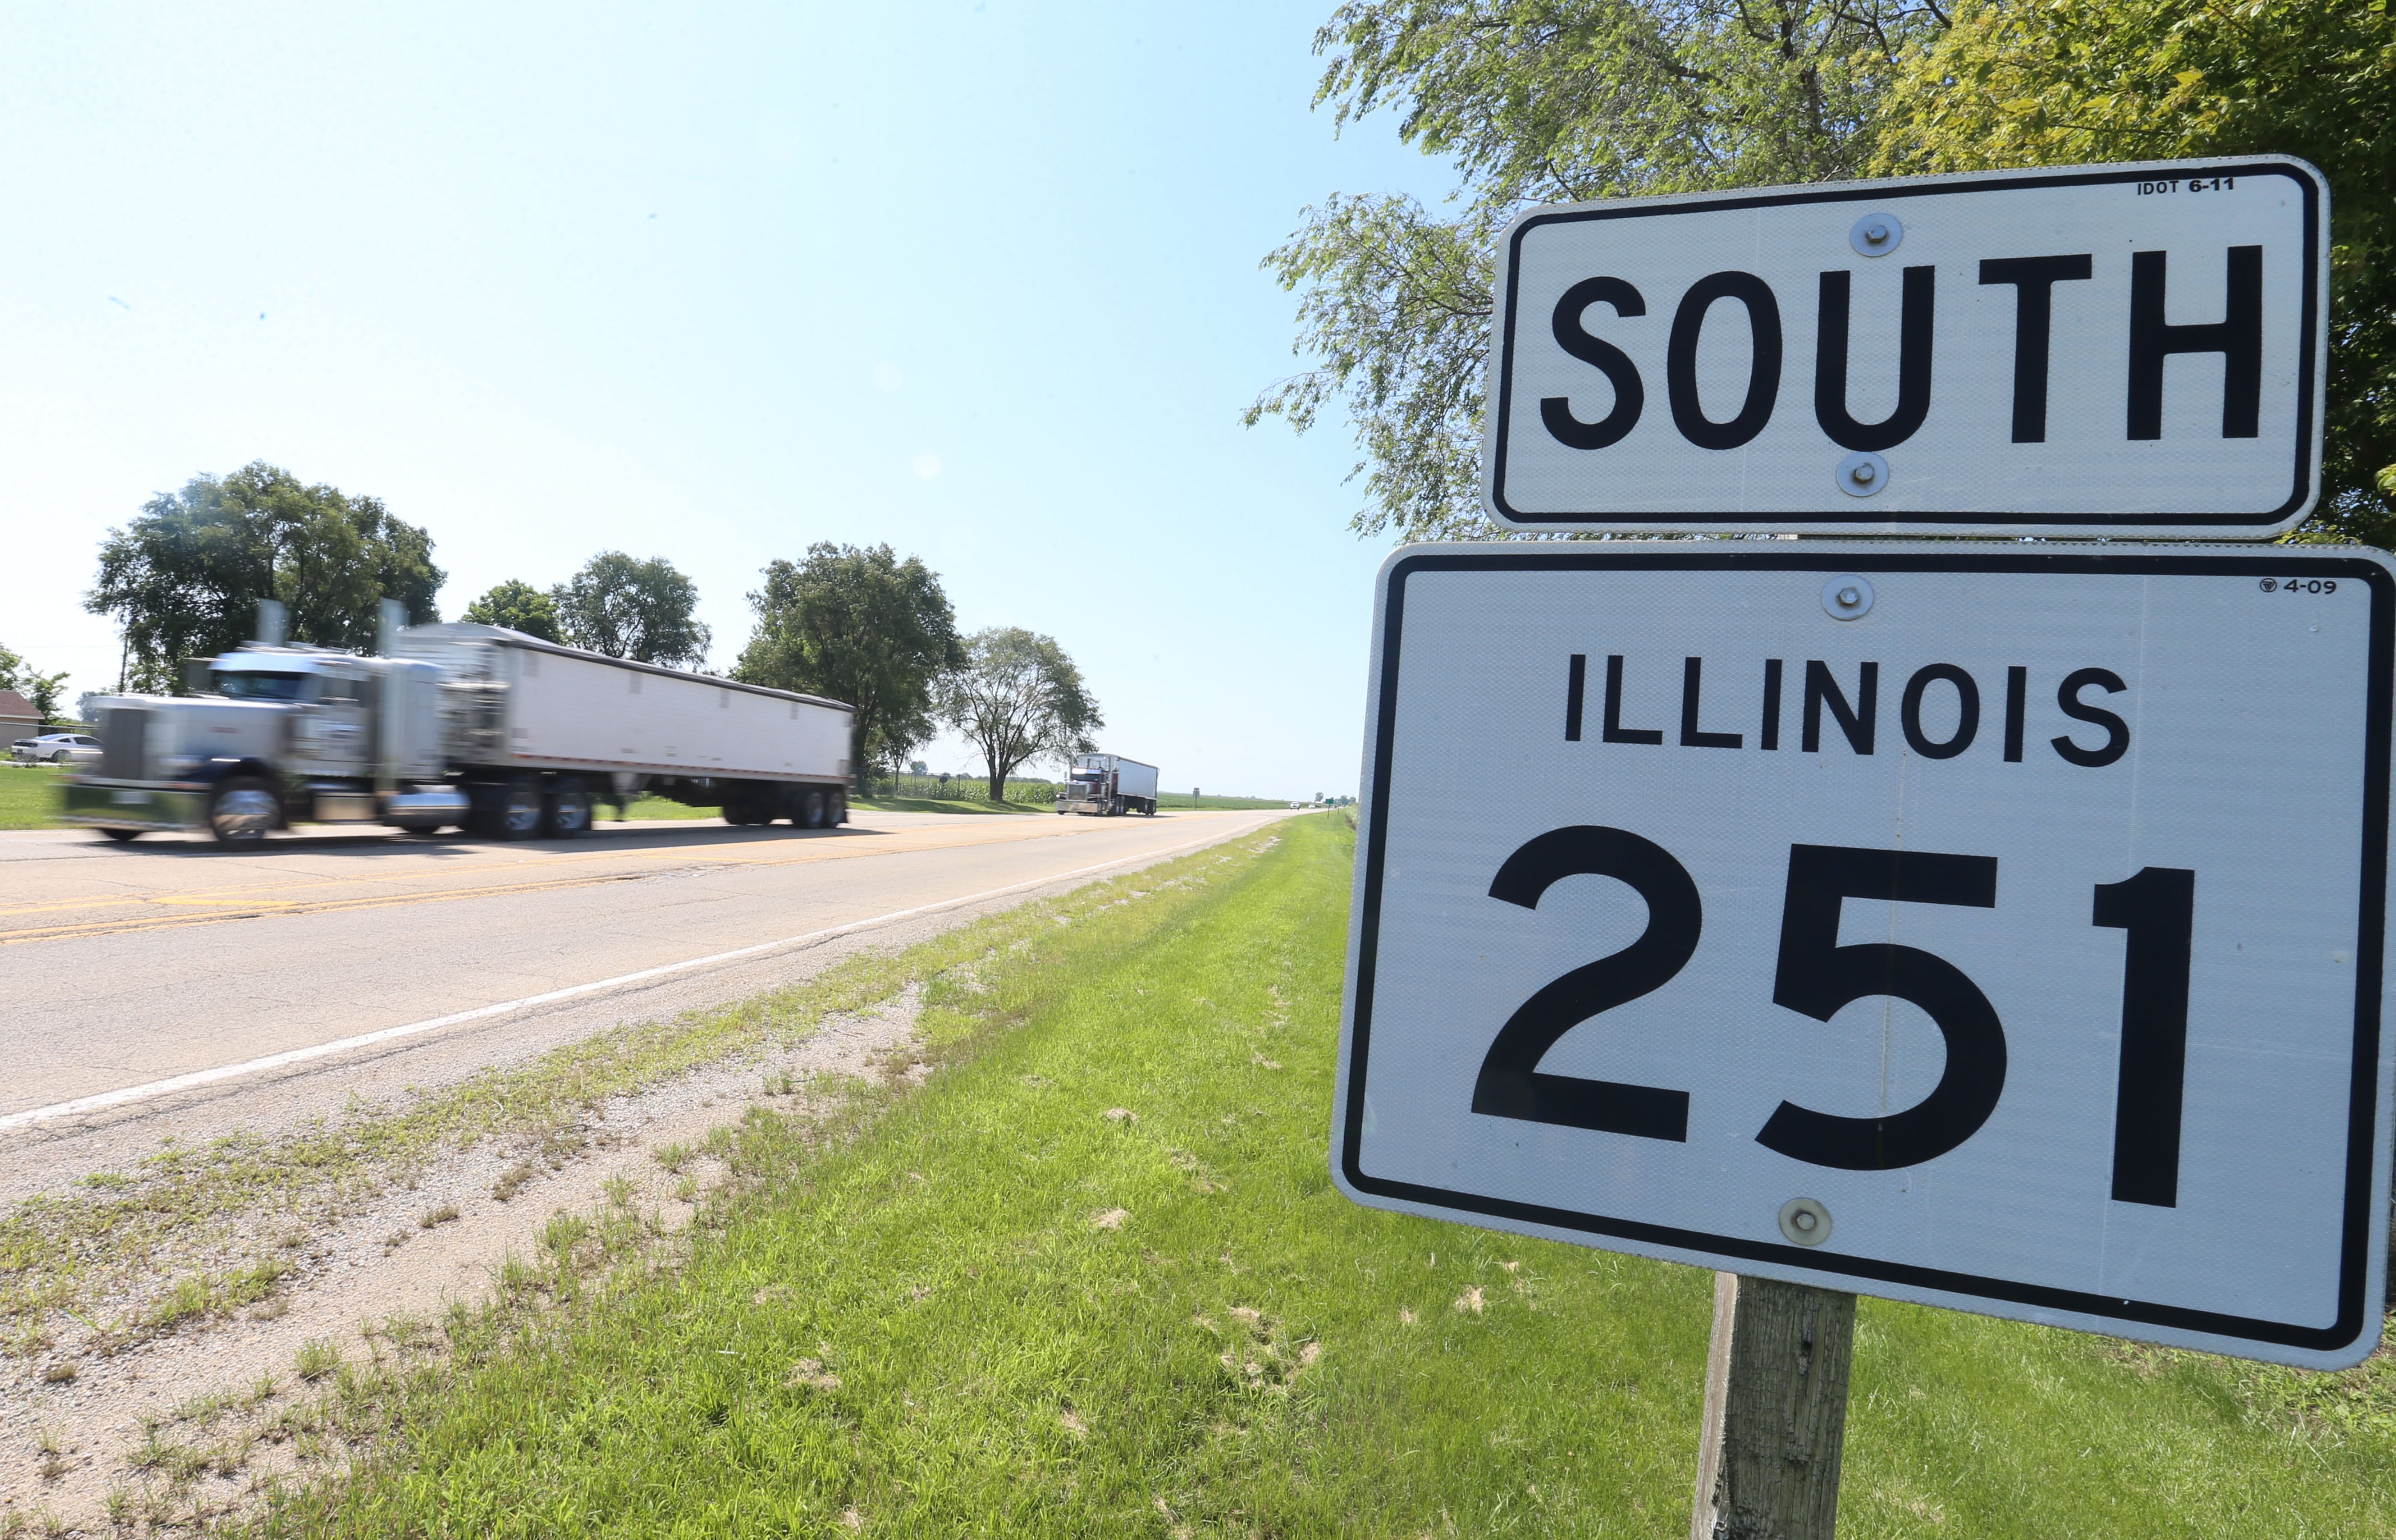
[0,689,38,722]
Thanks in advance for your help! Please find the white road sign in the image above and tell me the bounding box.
[1333,545,2395,1367]
[1484,158,2327,538]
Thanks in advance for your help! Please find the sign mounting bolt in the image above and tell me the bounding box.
[1835,451,1891,499]
[1849,212,1903,257]
[1821,574,1875,621]
[1779,1197,1833,1247]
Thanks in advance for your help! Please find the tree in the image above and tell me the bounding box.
[733,543,965,788]
[0,644,70,721]
[1876,0,2396,543]
[84,462,443,689]
[463,579,564,643]
[938,628,1102,802]
[1249,1,1951,541]
[21,669,70,722]
[550,553,710,667]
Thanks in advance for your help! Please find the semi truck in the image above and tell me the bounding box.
[1057,752,1158,817]
[61,616,855,846]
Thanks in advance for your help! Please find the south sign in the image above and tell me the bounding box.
[1331,545,2394,1368]
[1482,158,2327,537]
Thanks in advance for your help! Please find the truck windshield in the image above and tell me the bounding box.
[213,671,314,701]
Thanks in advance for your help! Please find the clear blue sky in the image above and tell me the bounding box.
[0,2,1448,800]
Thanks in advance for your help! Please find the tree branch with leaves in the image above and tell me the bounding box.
[1250,0,1949,542]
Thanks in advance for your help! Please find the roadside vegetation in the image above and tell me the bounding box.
[0,764,64,830]
[230,813,2396,1537]
[1154,792,1297,811]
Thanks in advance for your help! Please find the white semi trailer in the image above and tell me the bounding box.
[62,620,854,845]
[1057,752,1159,817]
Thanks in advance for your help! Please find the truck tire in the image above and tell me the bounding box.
[800,788,828,829]
[479,776,544,841]
[543,778,592,839]
[100,828,142,843]
[209,776,280,847]
[1110,796,1125,817]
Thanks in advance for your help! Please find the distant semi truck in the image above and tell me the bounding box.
[1058,752,1158,817]
[62,618,855,845]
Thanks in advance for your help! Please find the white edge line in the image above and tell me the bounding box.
[1,820,1272,1134]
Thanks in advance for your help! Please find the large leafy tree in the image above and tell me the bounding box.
[1877,0,2396,543]
[1248,0,1950,541]
[463,579,564,643]
[551,553,711,668]
[733,543,966,788]
[85,462,443,691]
[938,628,1103,803]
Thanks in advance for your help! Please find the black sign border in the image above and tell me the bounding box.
[1487,161,2325,530]
[1343,547,2390,1353]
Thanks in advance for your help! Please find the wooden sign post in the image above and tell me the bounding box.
[1690,1274,1857,1540]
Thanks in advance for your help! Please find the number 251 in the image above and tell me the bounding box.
[1470,827,2194,1206]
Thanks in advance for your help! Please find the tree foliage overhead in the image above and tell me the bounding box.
[85,462,443,691]
[937,628,1103,803]
[1248,0,1951,541]
[733,542,966,788]
[463,579,564,643]
[550,553,711,669]
[1877,0,2396,542]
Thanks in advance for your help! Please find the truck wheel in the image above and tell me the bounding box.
[801,789,828,829]
[100,828,142,843]
[209,777,280,847]
[486,776,544,840]
[543,779,592,839]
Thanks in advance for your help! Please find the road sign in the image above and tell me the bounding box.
[1484,158,2327,538]
[1333,545,2395,1367]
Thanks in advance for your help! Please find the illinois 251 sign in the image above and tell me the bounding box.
[1482,158,2327,537]
[1331,545,2395,1367]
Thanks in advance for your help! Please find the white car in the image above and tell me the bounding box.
[10,732,99,765]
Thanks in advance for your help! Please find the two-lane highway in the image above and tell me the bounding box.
[0,808,1287,1136]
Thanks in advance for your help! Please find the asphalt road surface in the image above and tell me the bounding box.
[0,807,1289,1150]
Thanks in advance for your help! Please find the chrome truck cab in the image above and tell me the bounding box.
[62,645,466,845]
[1058,764,1113,816]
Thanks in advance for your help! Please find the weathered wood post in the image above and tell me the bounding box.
[1690,1272,1857,1540]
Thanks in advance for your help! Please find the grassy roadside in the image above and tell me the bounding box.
[249,813,2396,1538]
[0,764,64,829]
[1154,793,1296,811]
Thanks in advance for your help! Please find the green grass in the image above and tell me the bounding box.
[1155,792,1297,810]
[245,813,2396,1538]
[848,796,1039,816]
[0,763,65,828]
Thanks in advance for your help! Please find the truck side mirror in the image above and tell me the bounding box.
[184,659,213,695]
